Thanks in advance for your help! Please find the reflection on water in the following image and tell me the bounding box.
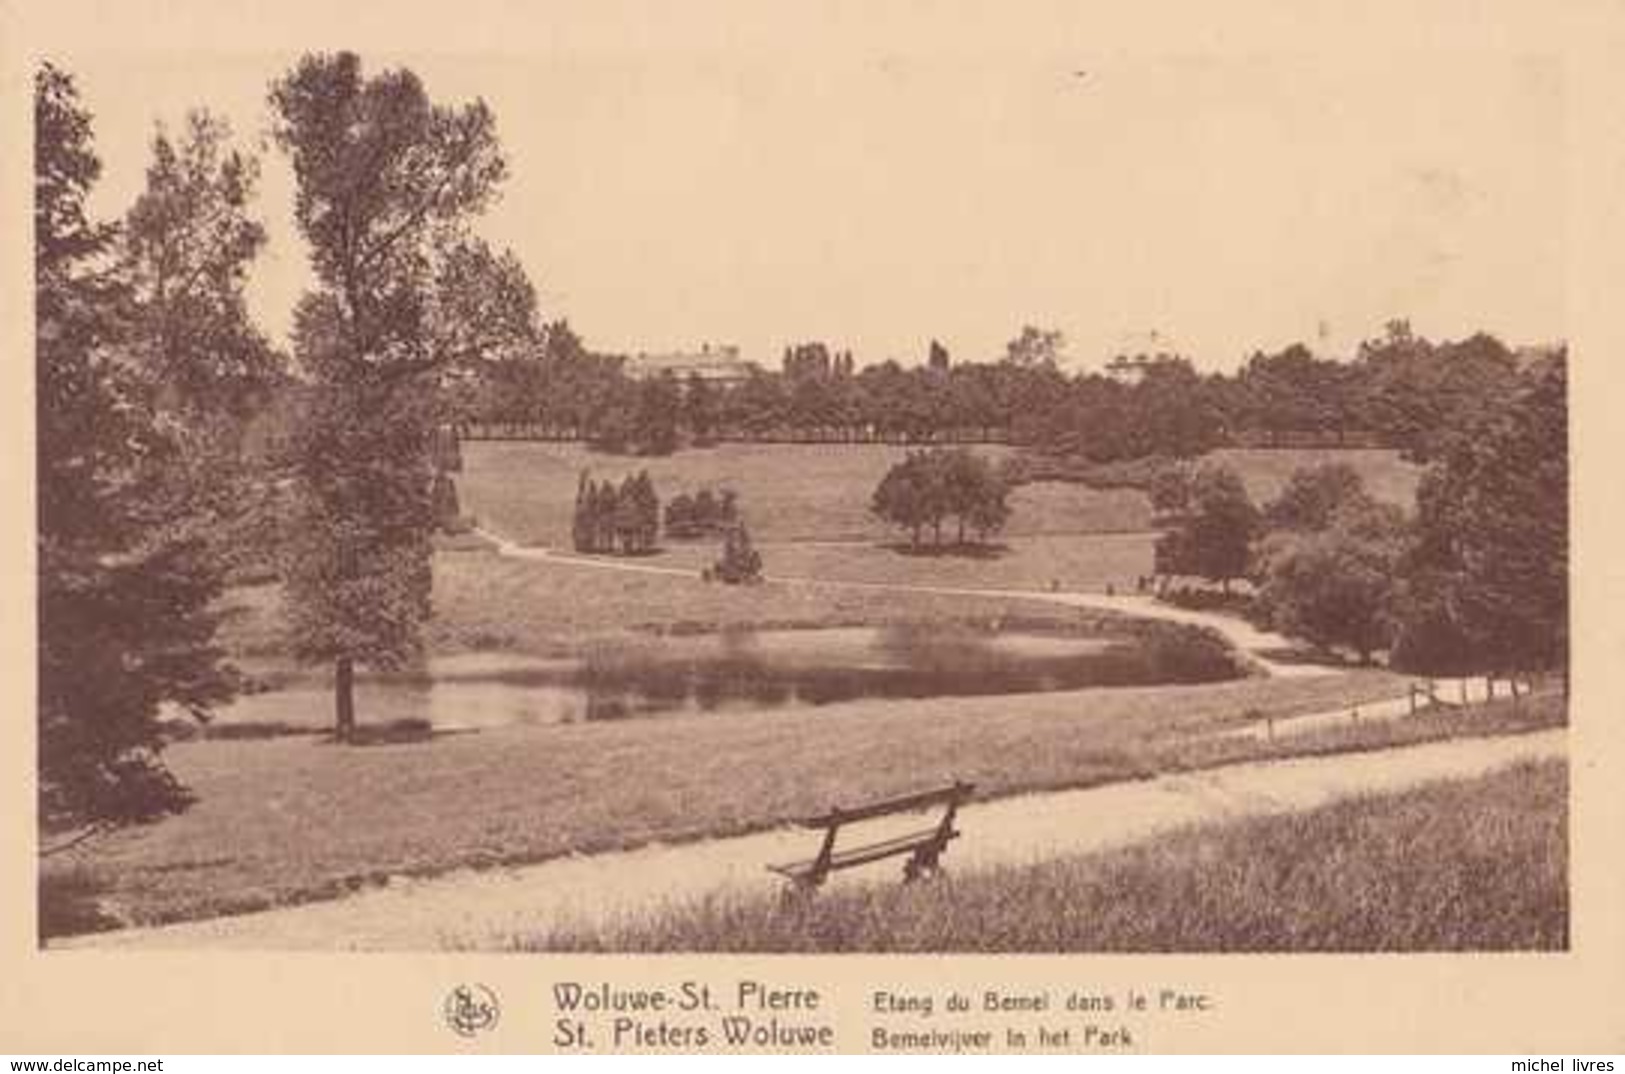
[219,623,1239,732]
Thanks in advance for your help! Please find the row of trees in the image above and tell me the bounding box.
[1152,354,1568,677]
[460,320,1540,464]
[664,486,739,539]
[870,448,1014,550]
[571,471,660,554]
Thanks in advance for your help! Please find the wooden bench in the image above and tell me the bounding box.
[767,780,975,892]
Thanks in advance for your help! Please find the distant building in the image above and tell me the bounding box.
[1103,352,1183,385]
[624,343,753,386]
[1102,330,1186,384]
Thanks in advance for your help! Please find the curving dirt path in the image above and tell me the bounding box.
[56,728,1564,951]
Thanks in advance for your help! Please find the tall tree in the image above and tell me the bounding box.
[36,64,236,830]
[1392,357,1567,678]
[269,52,533,741]
[1003,325,1064,368]
[1154,464,1260,591]
[1255,500,1409,663]
[121,110,287,583]
[1263,462,1374,533]
[683,372,717,442]
[122,111,282,426]
[633,372,681,455]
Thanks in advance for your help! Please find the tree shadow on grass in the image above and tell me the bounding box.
[320,719,481,747]
[878,541,1012,561]
[1252,645,1367,670]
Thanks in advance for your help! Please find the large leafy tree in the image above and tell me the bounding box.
[1004,325,1064,368]
[121,111,288,583]
[871,448,1011,550]
[1263,462,1374,533]
[1391,357,1568,678]
[1255,499,1409,663]
[269,52,536,741]
[122,111,283,427]
[1154,464,1260,591]
[36,64,236,830]
[1354,322,1521,462]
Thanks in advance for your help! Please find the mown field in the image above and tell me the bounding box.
[585,533,1159,596]
[459,441,1154,545]
[520,756,1568,953]
[458,441,1424,549]
[218,544,1148,659]
[41,686,1567,939]
[1205,447,1423,509]
[450,442,1425,597]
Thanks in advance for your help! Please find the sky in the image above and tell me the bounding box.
[66,48,1564,373]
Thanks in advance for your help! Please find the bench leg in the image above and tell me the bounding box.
[903,843,943,883]
[780,869,826,906]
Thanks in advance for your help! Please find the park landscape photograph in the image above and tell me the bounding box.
[33,44,1569,954]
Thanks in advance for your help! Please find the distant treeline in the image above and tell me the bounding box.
[451,321,1558,464]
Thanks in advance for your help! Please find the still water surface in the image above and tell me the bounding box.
[216,623,1239,732]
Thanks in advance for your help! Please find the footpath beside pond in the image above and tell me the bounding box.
[57,728,1564,951]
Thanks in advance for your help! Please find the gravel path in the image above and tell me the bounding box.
[57,728,1564,951]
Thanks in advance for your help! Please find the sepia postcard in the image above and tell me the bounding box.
[2,0,1623,1055]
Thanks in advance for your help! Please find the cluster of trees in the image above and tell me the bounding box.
[572,471,661,554]
[1153,354,1568,677]
[459,320,1541,464]
[664,486,739,539]
[1152,468,1261,592]
[37,50,546,830]
[1250,468,1411,664]
[870,448,1013,550]
[31,47,1569,841]
[36,64,288,830]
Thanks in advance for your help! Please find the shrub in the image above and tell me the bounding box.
[712,523,763,584]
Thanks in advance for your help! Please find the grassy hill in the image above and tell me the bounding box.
[457,441,1425,549]
[459,441,1151,546]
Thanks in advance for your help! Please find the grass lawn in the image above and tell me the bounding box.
[458,442,1422,549]
[42,683,1566,938]
[217,547,1150,659]
[615,532,1156,595]
[1206,447,1422,509]
[460,440,1151,546]
[519,756,1567,952]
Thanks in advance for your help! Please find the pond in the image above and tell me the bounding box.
[209,622,1242,733]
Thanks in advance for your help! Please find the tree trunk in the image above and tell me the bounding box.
[335,657,356,743]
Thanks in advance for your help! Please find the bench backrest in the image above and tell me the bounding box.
[796,780,975,831]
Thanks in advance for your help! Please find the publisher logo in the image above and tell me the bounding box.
[444,983,501,1038]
